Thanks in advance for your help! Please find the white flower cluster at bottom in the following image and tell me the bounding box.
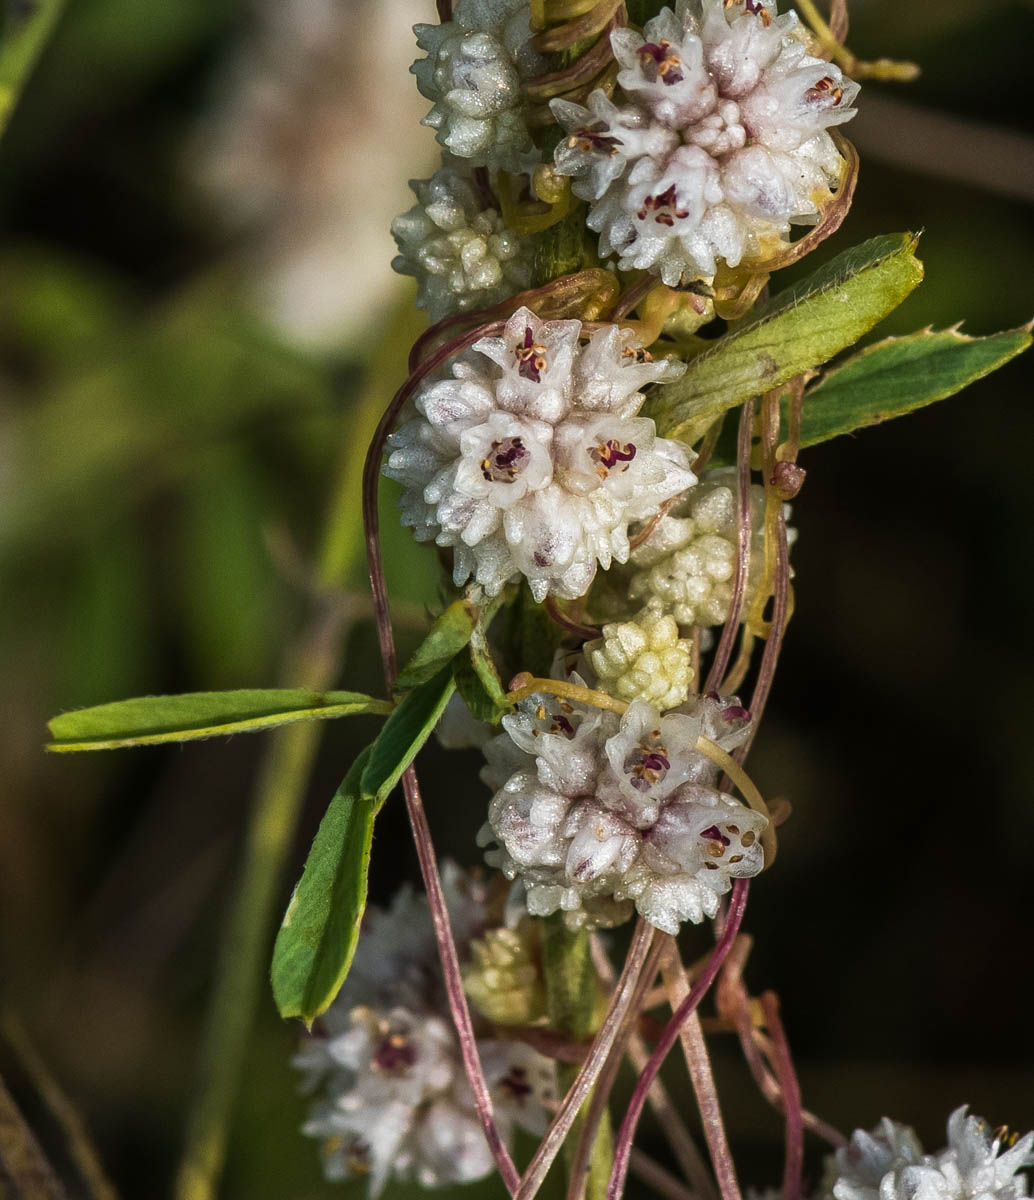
[826,1107,1034,1200]
[294,865,555,1195]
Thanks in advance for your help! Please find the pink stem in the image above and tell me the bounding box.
[704,402,754,694]
[515,921,655,1200]
[760,993,804,1200]
[735,511,790,760]
[361,320,518,1193]
[607,881,749,1200]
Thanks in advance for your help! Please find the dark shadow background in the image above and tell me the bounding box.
[1,0,1032,1196]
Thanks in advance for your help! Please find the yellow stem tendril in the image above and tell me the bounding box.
[505,677,630,714]
[795,0,919,81]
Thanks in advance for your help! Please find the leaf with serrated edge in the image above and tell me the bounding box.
[360,666,456,805]
[644,233,924,443]
[797,323,1033,447]
[395,598,478,691]
[272,746,376,1025]
[46,689,392,752]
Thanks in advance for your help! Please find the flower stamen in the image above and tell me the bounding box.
[481,436,530,482]
[589,438,637,479]
[515,325,549,381]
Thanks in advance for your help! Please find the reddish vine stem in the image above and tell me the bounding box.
[606,880,750,1200]
[361,321,519,1194]
[760,993,804,1200]
[609,272,660,320]
[515,921,655,1200]
[565,937,666,1200]
[662,942,741,1200]
[524,13,624,100]
[704,401,755,694]
[545,596,600,641]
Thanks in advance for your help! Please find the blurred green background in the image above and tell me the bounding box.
[1,0,1033,1196]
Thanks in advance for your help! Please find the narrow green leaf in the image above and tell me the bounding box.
[271,747,376,1025]
[0,0,67,135]
[797,323,1033,447]
[361,667,456,804]
[644,233,925,443]
[46,689,392,752]
[395,598,478,690]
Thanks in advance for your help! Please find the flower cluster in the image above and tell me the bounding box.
[295,865,555,1194]
[412,0,544,172]
[392,168,533,322]
[826,1108,1034,1200]
[384,306,694,601]
[479,685,767,932]
[586,601,694,710]
[551,0,859,284]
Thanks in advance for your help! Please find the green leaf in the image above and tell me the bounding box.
[796,323,1033,448]
[361,666,456,805]
[0,0,67,135]
[395,598,479,690]
[271,746,376,1025]
[46,689,392,752]
[644,233,925,443]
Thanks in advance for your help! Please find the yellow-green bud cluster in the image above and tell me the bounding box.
[587,603,693,711]
[462,924,544,1027]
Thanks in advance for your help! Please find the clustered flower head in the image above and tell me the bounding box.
[392,167,533,322]
[551,0,860,284]
[622,467,774,626]
[587,600,694,710]
[412,0,544,171]
[295,865,555,1194]
[826,1107,1034,1200]
[478,684,767,932]
[384,306,695,601]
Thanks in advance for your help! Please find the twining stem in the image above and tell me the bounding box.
[589,937,717,1200]
[760,994,804,1200]
[704,400,755,693]
[175,302,425,1200]
[542,919,614,1200]
[566,936,665,1200]
[607,881,750,1200]
[660,943,741,1200]
[515,921,655,1200]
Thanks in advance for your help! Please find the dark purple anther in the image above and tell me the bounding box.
[589,438,637,477]
[641,751,671,772]
[700,825,731,846]
[481,436,530,483]
[638,40,684,85]
[721,706,751,722]
[374,1036,418,1073]
[515,325,547,382]
[500,1066,533,1100]
[552,713,576,738]
[637,184,690,227]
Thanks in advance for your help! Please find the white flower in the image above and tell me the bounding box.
[478,687,766,932]
[551,0,859,284]
[295,865,556,1193]
[827,1108,1034,1200]
[412,0,545,172]
[384,306,694,601]
[587,600,694,709]
[392,167,533,322]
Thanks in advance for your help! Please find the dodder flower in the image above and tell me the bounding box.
[478,687,767,932]
[551,0,859,284]
[384,306,694,601]
[295,865,555,1194]
[412,0,544,172]
[392,168,533,322]
[827,1108,1034,1200]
